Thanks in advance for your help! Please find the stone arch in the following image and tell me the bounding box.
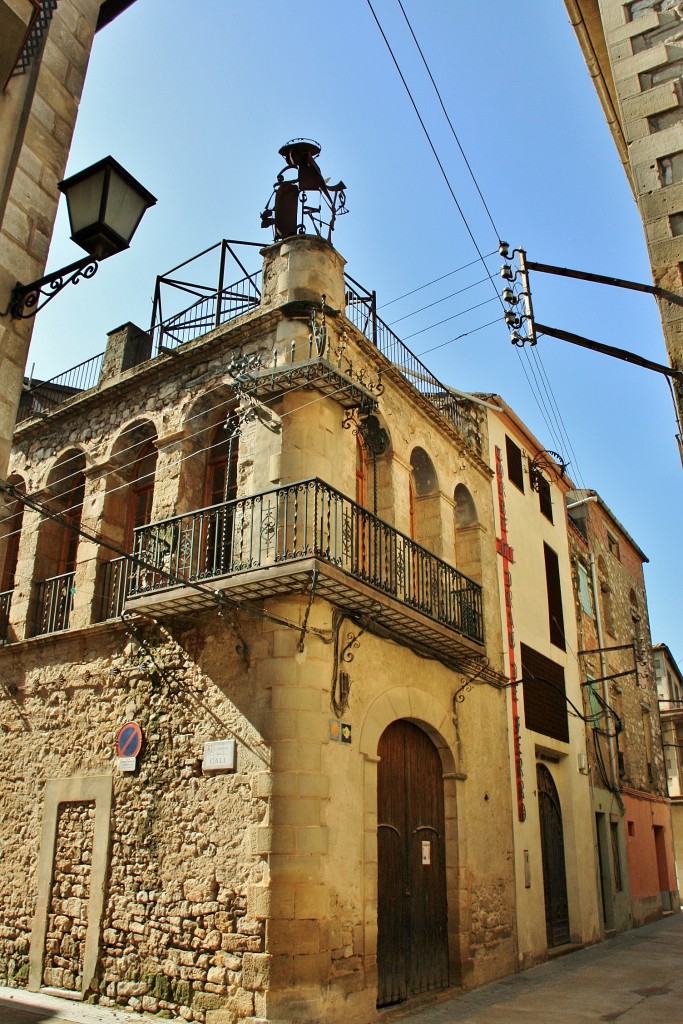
[1,474,26,594]
[32,449,87,635]
[178,384,239,515]
[102,419,159,552]
[359,687,462,997]
[410,446,438,496]
[453,483,482,583]
[408,447,441,552]
[0,475,26,642]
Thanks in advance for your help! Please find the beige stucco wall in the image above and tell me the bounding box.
[485,405,601,966]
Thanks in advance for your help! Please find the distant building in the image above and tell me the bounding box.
[566,490,677,925]
[654,641,683,886]
[564,0,683,456]
[483,401,602,965]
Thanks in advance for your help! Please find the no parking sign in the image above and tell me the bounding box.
[115,721,143,772]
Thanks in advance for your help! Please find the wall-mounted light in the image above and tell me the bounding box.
[6,156,156,319]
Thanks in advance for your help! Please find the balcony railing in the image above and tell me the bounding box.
[121,479,483,645]
[33,572,75,636]
[0,589,12,645]
[98,557,130,622]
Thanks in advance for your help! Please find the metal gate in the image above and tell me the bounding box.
[536,763,570,947]
[377,720,449,1007]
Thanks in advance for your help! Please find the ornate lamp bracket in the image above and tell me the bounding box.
[529,449,569,492]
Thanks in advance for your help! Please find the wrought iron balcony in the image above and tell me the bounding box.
[33,571,75,637]
[0,589,12,645]
[98,556,130,622]
[103,480,485,660]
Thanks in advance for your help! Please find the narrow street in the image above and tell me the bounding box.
[389,912,683,1024]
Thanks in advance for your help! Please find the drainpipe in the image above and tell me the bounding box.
[588,550,619,789]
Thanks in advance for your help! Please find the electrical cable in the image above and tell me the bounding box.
[365,0,587,487]
[363,0,504,311]
[401,296,498,341]
[379,251,497,309]
[395,0,500,238]
[386,275,490,326]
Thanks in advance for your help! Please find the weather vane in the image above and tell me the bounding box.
[260,139,347,242]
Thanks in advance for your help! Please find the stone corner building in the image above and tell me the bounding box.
[0,225,517,1021]
[563,0,683,454]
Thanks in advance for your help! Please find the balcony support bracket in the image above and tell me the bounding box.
[453,655,491,707]
[297,569,319,653]
[217,602,250,665]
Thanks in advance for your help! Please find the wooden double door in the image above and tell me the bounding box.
[377,720,449,1007]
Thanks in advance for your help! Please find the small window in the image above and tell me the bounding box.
[537,471,553,522]
[656,151,683,187]
[521,643,569,743]
[577,563,593,618]
[544,543,566,650]
[627,819,635,837]
[607,531,620,560]
[670,213,683,237]
[610,822,623,891]
[506,435,524,492]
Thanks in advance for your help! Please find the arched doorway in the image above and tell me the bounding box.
[377,720,448,1006]
[536,763,570,947]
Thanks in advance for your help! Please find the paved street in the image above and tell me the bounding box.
[0,912,681,1023]
[390,912,683,1024]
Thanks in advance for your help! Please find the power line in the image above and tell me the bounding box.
[387,275,490,326]
[363,0,504,311]
[395,0,500,239]
[378,251,497,309]
[366,0,587,487]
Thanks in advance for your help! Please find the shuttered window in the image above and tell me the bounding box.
[506,435,524,492]
[544,542,566,650]
[537,472,553,522]
[521,643,569,743]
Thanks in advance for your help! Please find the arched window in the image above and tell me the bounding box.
[33,450,86,635]
[0,477,25,643]
[58,470,86,577]
[454,483,482,584]
[410,447,437,496]
[98,421,158,622]
[125,442,158,549]
[1,477,25,594]
[201,414,240,576]
[205,414,240,507]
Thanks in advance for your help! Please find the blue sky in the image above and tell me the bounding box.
[28,1,682,663]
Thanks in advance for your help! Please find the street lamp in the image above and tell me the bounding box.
[6,156,156,319]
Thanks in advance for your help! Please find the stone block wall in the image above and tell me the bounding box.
[0,0,107,480]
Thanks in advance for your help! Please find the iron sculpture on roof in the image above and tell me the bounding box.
[260,139,347,242]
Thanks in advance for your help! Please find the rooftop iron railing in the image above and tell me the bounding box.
[344,275,482,450]
[121,478,483,645]
[16,242,483,456]
[151,271,262,354]
[16,352,105,424]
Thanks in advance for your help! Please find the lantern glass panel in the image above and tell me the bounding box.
[64,170,106,236]
[104,171,150,245]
